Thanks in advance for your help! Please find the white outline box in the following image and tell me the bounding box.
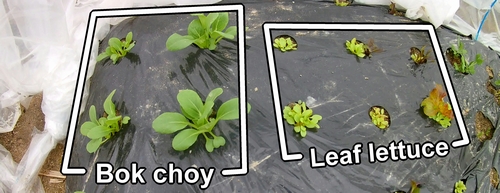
[263,22,469,162]
[61,4,248,177]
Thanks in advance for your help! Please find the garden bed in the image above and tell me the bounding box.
[67,1,500,192]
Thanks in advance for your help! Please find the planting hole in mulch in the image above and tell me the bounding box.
[273,34,298,52]
[475,111,494,142]
[491,167,499,189]
[368,105,390,130]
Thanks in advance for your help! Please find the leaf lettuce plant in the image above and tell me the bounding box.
[335,0,350,6]
[454,180,466,193]
[369,106,390,130]
[283,100,322,137]
[273,36,297,52]
[421,84,454,128]
[345,38,366,58]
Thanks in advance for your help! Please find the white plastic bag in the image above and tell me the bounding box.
[11,129,51,193]
[396,0,460,28]
[0,144,19,193]
[354,0,500,53]
[354,0,460,28]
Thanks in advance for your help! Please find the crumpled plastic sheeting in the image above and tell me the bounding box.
[0,0,221,192]
[354,0,500,54]
[436,34,500,192]
[67,1,500,192]
[394,0,460,28]
[354,0,460,28]
[446,0,500,53]
[0,144,21,193]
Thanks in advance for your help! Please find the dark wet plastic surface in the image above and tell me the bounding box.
[67,1,500,192]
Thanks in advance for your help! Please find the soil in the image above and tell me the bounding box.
[445,47,464,72]
[487,65,494,79]
[491,167,499,189]
[409,46,429,65]
[0,93,65,193]
[475,111,494,142]
[485,65,500,106]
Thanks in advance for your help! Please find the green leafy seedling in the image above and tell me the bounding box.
[368,106,390,130]
[283,100,322,137]
[273,35,297,52]
[166,12,244,51]
[345,38,366,58]
[454,180,466,193]
[80,90,131,153]
[335,0,350,6]
[152,88,251,152]
[97,32,135,64]
[447,38,483,74]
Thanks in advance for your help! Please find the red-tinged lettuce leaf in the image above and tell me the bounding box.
[421,84,454,119]
[433,84,454,119]
[438,102,454,119]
